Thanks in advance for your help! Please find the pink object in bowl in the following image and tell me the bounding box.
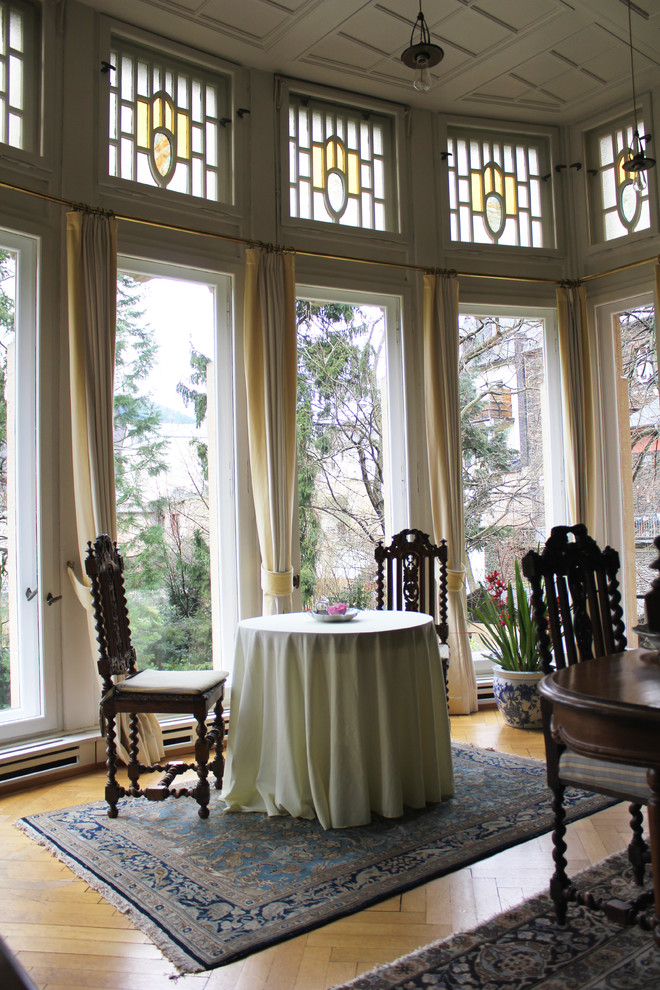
[327,602,347,615]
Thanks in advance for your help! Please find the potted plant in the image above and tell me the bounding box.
[474,561,544,729]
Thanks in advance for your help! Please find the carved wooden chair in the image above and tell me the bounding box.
[86,534,229,820]
[374,528,449,688]
[522,524,650,922]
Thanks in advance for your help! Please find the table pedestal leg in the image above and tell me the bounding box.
[647,768,660,947]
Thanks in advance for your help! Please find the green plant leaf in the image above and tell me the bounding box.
[474,560,541,672]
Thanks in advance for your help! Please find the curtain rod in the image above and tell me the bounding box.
[0,177,657,287]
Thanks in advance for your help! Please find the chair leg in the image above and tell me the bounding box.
[127,713,141,794]
[209,699,225,792]
[104,712,123,819]
[627,802,647,885]
[194,715,211,819]
[549,783,570,924]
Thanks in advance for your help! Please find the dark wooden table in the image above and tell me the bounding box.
[539,648,660,945]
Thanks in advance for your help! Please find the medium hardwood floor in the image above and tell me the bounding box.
[0,708,638,990]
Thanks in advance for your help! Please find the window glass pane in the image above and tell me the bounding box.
[0,248,17,711]
[0,0,39,153]
[288,94,396,232]
[108,37,232,204]
[8,12,21,54]
[617,305,659,622]
[0,237,40,725]
[296,300,389,608]
[586,113,652,243]
[447,129,553,248]
[460,314,549,641]
[114,273,216,671]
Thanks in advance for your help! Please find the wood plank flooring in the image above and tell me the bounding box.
[0,707,639,990]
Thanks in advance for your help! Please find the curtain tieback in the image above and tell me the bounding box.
[67,562,92,610]
[446,566,466,594]
[261,567,294,597]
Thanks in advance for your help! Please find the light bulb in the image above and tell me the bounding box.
[413,62,431,92]
[633,169,647,192]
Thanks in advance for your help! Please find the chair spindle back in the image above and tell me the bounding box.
[522,523,626,671]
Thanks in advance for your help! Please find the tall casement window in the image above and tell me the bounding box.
[0,230,42,740]
[459,307,564,686]
[585,113,652,243]
[446,127,554,249]
[295,289,406,609]
[107,37,232,203]
[113,260,237,679]
[288,94,397,232]
[0,0,40,153]
[597,295,658,632]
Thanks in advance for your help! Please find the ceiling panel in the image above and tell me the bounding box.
[199,0,289,38]
[475,0,558,33]
[541,68,606,103]
[79,0,660,125]
[552,24,622,65]
[435,9,514,56]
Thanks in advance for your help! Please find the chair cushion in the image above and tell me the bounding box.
[115,669,229,697]
[559,751,649,803]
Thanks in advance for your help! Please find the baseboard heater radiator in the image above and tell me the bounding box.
[0,716,228,793]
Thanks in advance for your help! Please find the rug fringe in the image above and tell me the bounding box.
[15,818,203,974]
[332,849,642,988]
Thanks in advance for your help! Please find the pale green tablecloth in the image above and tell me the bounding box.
[222,610,454,829]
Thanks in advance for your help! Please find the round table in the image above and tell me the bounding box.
[221,609,454,829]
[540,649,660,945]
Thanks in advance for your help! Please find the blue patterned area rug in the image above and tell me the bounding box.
[334,851,659,989]
[16,744,615,974]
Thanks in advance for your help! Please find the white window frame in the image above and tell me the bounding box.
[0,0,41,157]
[596,289,655,635]
[457,302,566,536]
[0,228,51,742]
[279,79,405,246]
[97,18,244,218]
[584,105,655,246]
[117,255,239,676]
[446,124,557,252]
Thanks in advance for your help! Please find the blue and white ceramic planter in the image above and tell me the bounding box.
[492,665,544,730]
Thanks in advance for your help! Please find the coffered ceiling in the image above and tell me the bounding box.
[80,0,660,124]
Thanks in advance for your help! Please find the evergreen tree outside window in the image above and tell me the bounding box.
[446,127,553,249]
[585,113,652,243]
[288,94,396,232]
[108,37,232,203]
[0,0,40,153]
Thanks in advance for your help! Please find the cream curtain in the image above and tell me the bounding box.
[67,211,163,763]
[423,273,478,715]
[556,283,598,533]
[243,247,297,614]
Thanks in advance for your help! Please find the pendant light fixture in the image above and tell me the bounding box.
[622,0,655,189]
[401,0,444,93]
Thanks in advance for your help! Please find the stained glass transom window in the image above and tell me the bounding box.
[108,38,231,203]
[288,95,396,231]
[586,115,652,243]
[0,0,39,153]
[446,128,553,249]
